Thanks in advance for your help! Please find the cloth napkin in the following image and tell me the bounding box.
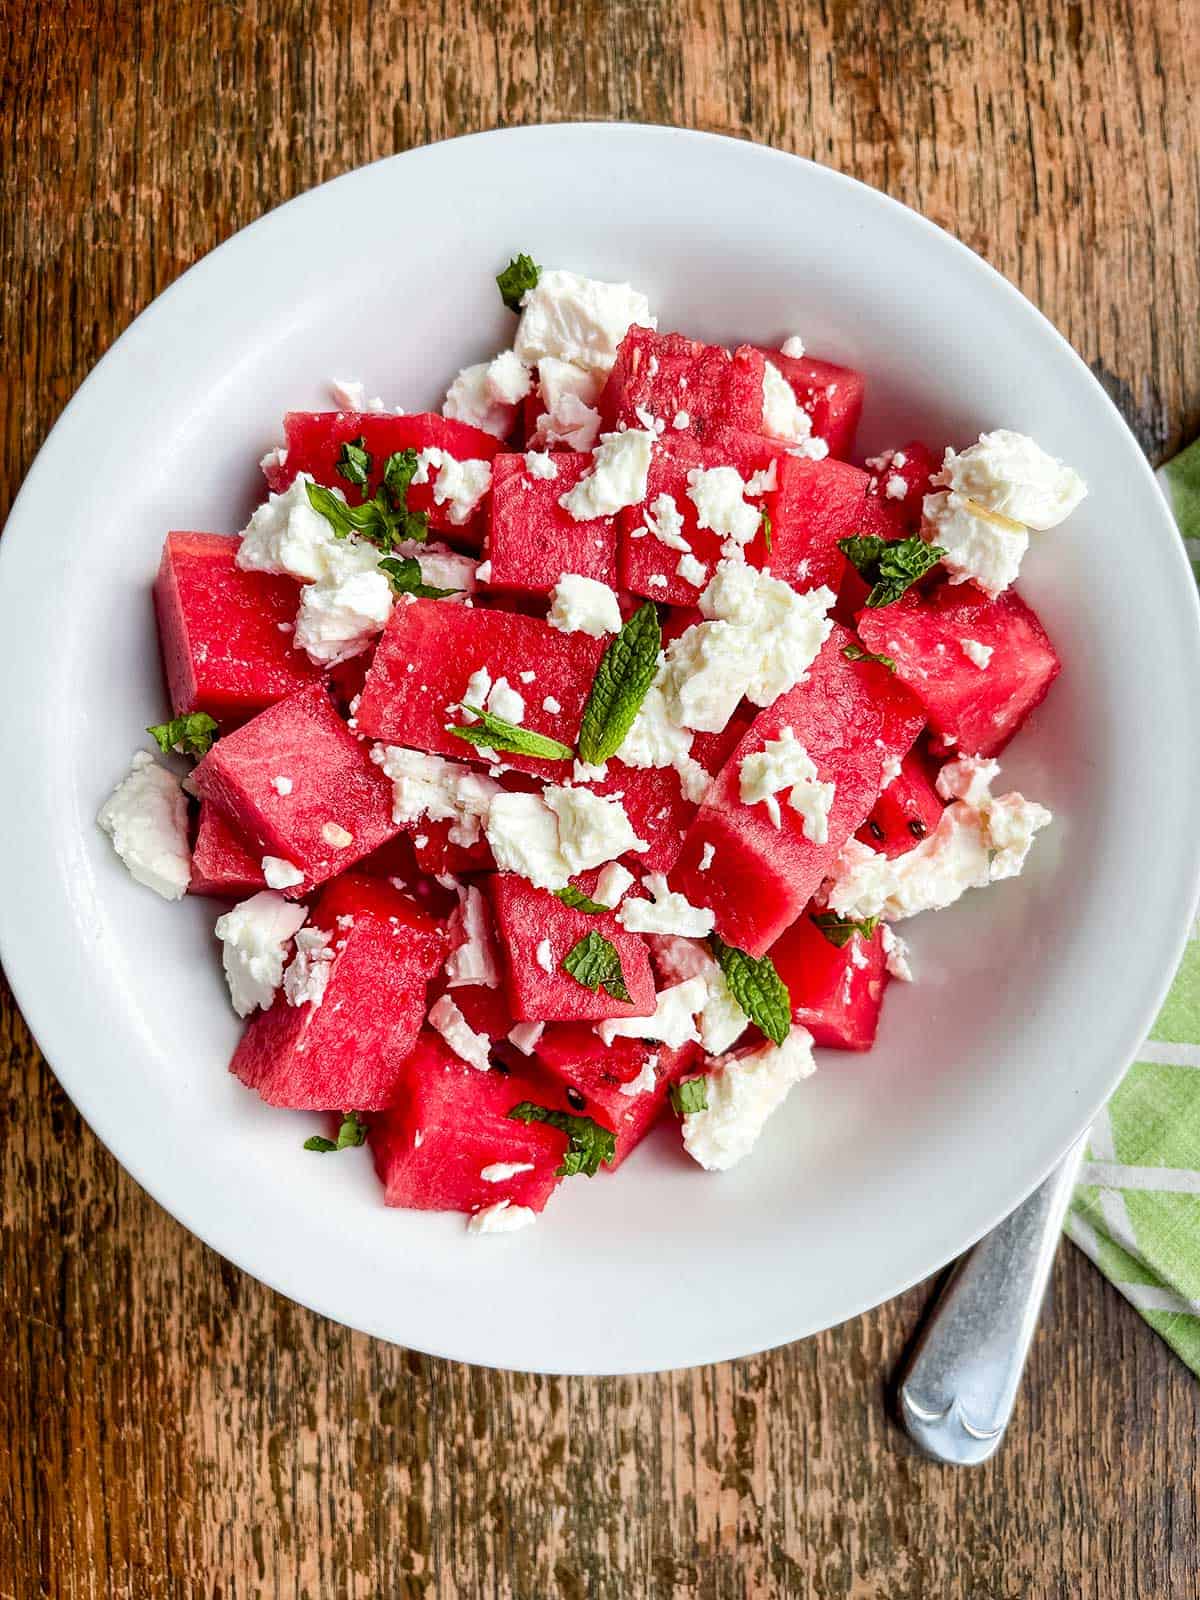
[1065,436,1200,1372]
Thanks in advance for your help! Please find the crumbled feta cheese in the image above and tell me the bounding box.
[524,449,559,480]
[618,684,693,768]
[237,474,366,582]
[533,357,604,452]
[535,938,554,973]
[686,465,761,554]
[935,755,1001,806]
[617,873,714,936]
[597,976,708,1049]
[485,792,571,890]
[637,492,690,552]
[518,670,536,684]
[480,1161,536,1183]
[262,855,304,890]
[880,924,913,982]
[761,361,818,449]
[960,637,994,669]
[413,449,493,526]
[885,474,907,500]
[476,559,493,583]
[542,695,562,715]
[738,727,835,842]
[681,1028,815,1171]
[879,754,902,792]
[321,822,354,849]
[214,891,308,1017]
[429,993,492,1071]
[283,925,334,1008]
[370,745,500,845]
[645,934,747,1053]
[443,351,532,437]
[514,269,655,374]
[618,1056,659,1097]
[271,775,294,796]
[329,378,387,412]
[923,490,1029,598]
[559,430,654,521]
[699,842,716,872]
[935,430,1086,530]
[649,575,668,589]
[486,676,525,724]
[294,566,393,664]
[543,785,647,873]
[97,752,191,901]
[445,884,501,989]
[779,335,806,358]
[547,573,623,636]
[260,445,288,475]
[467,1199,537,1234]
[507,1021,545,1055]
[393,539,479,595]
[986,793,1054,879]
[744,460,778,496]
[676,552,708,588]
[594,860,636,907]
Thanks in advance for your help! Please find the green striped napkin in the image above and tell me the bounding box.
[1065,436,1200,1371]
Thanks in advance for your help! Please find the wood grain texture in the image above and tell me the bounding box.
[3,2,1199,1595]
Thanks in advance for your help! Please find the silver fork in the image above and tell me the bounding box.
[896,1131,1088,1465]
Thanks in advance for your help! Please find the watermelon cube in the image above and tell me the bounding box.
[190,682,400,894]
[670,625,925,956]
[229,874,446,1109]
[856,750,944,858]
[487,873,657,1023]
[753,348,865,459]
[153,531,322,724]
[764,455,875,596]
[369,1031,567,1213]
[263,412,502,547]
[599,328,766,439]
[485,452,618,591]
[533,1024,700,1168]
[189,803,266,898]
[354,598,604,775]
[769,911,888,1050]
[855,584,1062,757]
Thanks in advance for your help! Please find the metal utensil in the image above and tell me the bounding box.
[897,1130,1088,1465]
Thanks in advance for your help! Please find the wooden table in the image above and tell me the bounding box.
[3,3,1198,1594]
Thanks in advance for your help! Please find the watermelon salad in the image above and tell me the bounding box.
[96,258,1086,1234]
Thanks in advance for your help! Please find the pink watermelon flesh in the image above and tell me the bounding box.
[486,453,618,591]
[189,803,266,897]
[863,439,938,532]
[487,873,657,1023]
[369,1031,567,1213]
[769,911,888,1051]
[153,531,322,724]
[856,750,944,858]
[229,874,446,1109]
[190,682,400,894]
[764,455,875,596]
[752,348,866,459]
[264,412,501,547]
[354,598,604,774]
[599,328,766,439]
[855,584,1062,758]
[670,624,926,956]
[533,1024,700,1168]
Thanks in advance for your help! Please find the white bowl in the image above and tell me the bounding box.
[2,124,1197,1375]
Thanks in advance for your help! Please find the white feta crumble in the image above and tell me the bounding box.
[923,491,1029,598]
[761,360,819,449]
[480,1161,536,1184]
[738,727,835,842]
[370,746,500,846]
[960,637,994,669]
[935,755,1001,806]
[467,1199,537,1234]
[329,378,387,412]
[294,566,393,664]
[443,350,532,437]
[514,269,655,374]
[649,575,668,589]
[880,924,913,983]
[283,925,335,1009]
[485,792,572,890]
[262,855,304,891]
[686,465,762,555]
[533,357,604,452]
[321,822,354,849]
[542,695,562,715]
[744,460,778,496]
[547,573,623,637]
[698,842,716,872]
[236,474,365,582]
[535,938,554,973]
[676,552,708,588]
[214,891,308,1018]
[644,935,747,1055]
[618,1056,659,1097]
[524,449,559,480]
[507,1021,545,1055]
[594,860,636,908]
[543,785,647,873]
[885,473,908,500]
[413,448,493,526]
[573,759,609,784]
[680,1028,816,1172]
[558,429,654,521]
[637,491,690,552]
[271,776,294,796]
[518,670,536,684]
[393,539,479,595]
[597,976,708,1049]
[445,885,501,989]
[429,993,492,1071]
[260,445,288,475]
[486,675,526,724]
[97,752,191,901]
[879,754,902,792]
[673,410,690,430]
[476,560,493,583]
[779,334,806,358]
[617,873,714,937]
[935,430,1087,530]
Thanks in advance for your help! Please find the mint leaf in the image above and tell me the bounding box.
[842,642,896,672]
[304,1111,367,1153]
[335,436,372,494]
[497,254,540,312]
[760,505,773,554]
[378,556,459,600]
[147,712,219,758]
[669,1077,709,1116]
[554,885,611,914]
[562,930,631,1004]
[449,706,573,761]
[507,1100,615,1177]
[837,534,944,607]
[578,602,661,766]
[810,910,881,949]
[709,935,791,1046]
[305,448,429,553]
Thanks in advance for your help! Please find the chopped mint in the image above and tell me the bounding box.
[669,1077,709,1116]
[709,934,792,1047]
[449,706,572,761]
[304,1111,368,1152]
[842,642,897,672]
[507,1101,616,1177]
[837,534,945,607]
[811,910,881,948]
[554,884,612,914]
[496,253,541,312]
[562,930,632,1004]
[335,435,372,494]
[305,447,429,552]
[378,555,459,599]
[760,505,773,554]
[146,712,219,758]
[577,602,661,766]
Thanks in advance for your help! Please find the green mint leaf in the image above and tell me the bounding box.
[669,1077,709,1116]
[147,712,219,758]
[381,449,431,544]
[449,706,573,761]
[303,1136,338,1152]
[562,930,632,1004]
[507,1101,615,1178]
[554,884,612,914]
[760,505,773,554]
[842,642,897,672]
[305,480,373,541]
[496,253,541,312]
[378,556,459,600]
[709,935,792,1046]
[335,436,372,494]
[810,910,881,949]
[305,450,428,554]
[578,602,661,766]
[837,534,944,608]
[304,1110,368,1153]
